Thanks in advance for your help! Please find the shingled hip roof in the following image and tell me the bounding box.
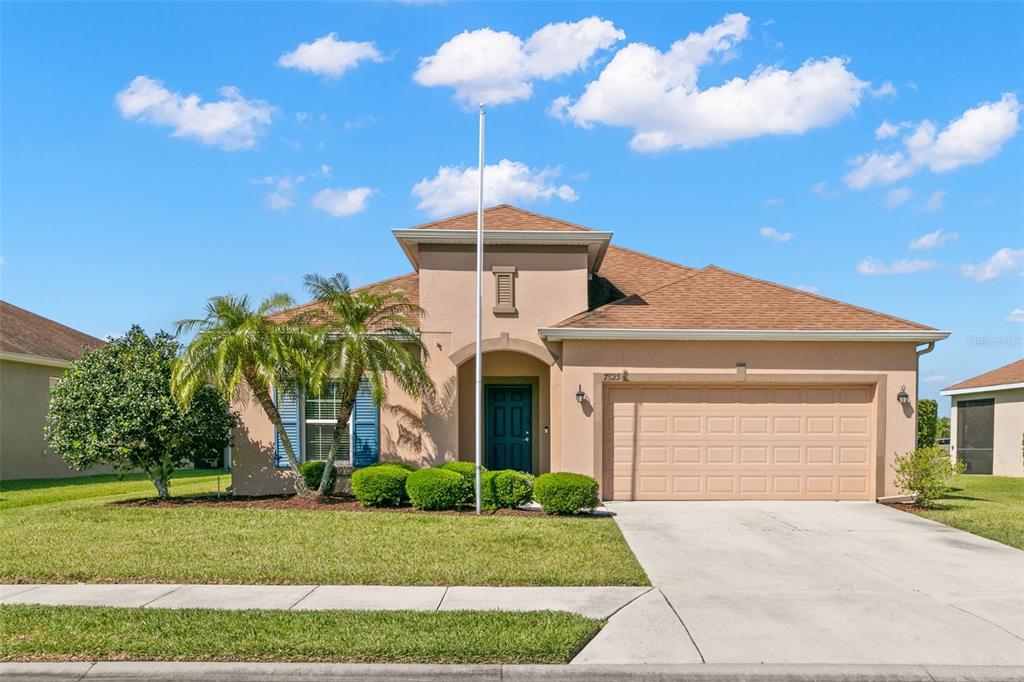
[942,359,1024,395]
[0,301,105,364]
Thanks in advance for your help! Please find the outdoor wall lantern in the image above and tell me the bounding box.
[575,385,586,403]
[896,385,910,405]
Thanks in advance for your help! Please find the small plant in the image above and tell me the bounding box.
[533,472,600,515]
[406,467,466,510]
[300,461,337,494]
[893,446,965,507]
[438,461,484,501]
[352,464,410,507]
[492,470,534,508]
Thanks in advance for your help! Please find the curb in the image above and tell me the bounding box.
[3,662,1024,682]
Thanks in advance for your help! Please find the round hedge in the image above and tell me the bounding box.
[492,470,534,508]
[299,461,337,494]
[369,461,416,472]
[351,464,410,507]
[533,472,599,515]
[406,467,467,510]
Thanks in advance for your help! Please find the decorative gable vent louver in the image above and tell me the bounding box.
[493,265,516,314]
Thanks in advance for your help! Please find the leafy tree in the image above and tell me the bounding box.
[172,294,313,495]
[917,398,939,448]
[45,326,235,498]
[936,416,951,440]
[297,273,433,495]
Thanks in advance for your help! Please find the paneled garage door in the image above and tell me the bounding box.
[604,384,875,500]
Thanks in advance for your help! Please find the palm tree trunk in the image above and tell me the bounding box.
[317,398,355,495]
[245,370,309,496]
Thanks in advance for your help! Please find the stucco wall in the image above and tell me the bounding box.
[556,340,920,498]
[949,388,1024,477]
[0,359,111,480]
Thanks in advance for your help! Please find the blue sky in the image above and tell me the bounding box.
[2,2,1022,411]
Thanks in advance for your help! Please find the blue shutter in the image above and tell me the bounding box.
[274,386,301,468]
[352,380,379,467]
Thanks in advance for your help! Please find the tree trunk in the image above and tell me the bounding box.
[245,368,309,496]
[317,398,355,495]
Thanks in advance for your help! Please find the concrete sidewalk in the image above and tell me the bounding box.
[3,661,1023,681]
[0,584,649,620]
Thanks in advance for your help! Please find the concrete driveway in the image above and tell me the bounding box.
[596,501,1024,666]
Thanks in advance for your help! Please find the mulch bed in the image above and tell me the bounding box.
[113,494,541,516]
[882,501,931,513]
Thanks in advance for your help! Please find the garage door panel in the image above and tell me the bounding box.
[605,383,873,501]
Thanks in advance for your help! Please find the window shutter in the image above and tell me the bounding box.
[274,386,302,468]
[492,265,516,313]
[352,380,379,467]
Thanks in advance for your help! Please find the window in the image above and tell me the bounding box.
[304,382,351,463]
[493,265,516,314]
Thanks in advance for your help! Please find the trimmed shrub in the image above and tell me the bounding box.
[534,472,600,515]
[351,464,410,507]
[480,470,499,510]
[300,461,337,494]
[893,446,964,507]
[406,467,466,510]
[370,461,416,472]
[492,470,534,509]
[437,461,484,502]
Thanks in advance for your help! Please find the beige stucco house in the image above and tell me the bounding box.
[942,359,1024,477]
[232,205,949,501]
[0,301,105,480]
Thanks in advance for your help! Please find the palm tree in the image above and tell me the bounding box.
[172,293,312,495]
[298,273,433,495]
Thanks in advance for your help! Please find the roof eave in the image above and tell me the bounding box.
[392,229,612,272]
[538,328,952,343]
[941,381,1024,397]
[0,350,73,368]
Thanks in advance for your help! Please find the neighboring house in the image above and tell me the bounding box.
[232,205,949,500]
[941,360,1024,477]
[0,301,106,480]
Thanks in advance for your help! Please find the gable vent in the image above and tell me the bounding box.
[493,265,517,314]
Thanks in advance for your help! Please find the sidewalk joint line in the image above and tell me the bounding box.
[288,585,319,610]
[659,587,706,664]
[601,586,653,621]
[140,584,185,608]
[75,661,96,681]
[939,595,1024,643]
[435,586,449,612]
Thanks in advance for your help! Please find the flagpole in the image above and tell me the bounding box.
[474,103,485,516]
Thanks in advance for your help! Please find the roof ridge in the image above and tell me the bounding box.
[401,204,595,232]
[697,265,935,331]
[553,269,709,328]
[601,243,693,273]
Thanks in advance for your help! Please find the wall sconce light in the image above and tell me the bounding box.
[896,385,910,405]
[575,384,586,403]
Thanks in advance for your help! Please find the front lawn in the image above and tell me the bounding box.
[0,472,648,586]
[907,475,1024,549]
[0,605,600,663]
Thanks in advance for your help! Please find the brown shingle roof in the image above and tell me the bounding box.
[0,301,105,362]
[944,359,1024,392]
[554,266,936,331]
[268,273,420,326]
[590,244,693,308]
[406,204,595,232]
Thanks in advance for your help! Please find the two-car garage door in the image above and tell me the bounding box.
[604,384,875,500]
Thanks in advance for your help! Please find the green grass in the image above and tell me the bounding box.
[909,475,1024,549]
[0,472,648,586]
[0,605,601,663]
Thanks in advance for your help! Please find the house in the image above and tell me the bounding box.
[941,359,1024,477]
[0,301,105,480]
[231,205,949,500]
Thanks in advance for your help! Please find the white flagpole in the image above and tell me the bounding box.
[474,103,485,516]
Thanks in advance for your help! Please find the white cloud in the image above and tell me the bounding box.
[759,226,794,242]
[1005,308,1024,323]
[923,374,947,383]
[312,187,375,217]
[411,159,578,217]
[871,81,897,98]
[115,76,273,150]
[763,197,784,206]
[874,120,902,140]
[794,284,819,293]
[414,17,624,106]
[960,247,1024,282]
[857,257,939,276]
[923,190,947,212]
[845,93,1021,189]
[278,34,383,78]
[266,192,294,211]
[909,229,958,251]
[557,13,869,151]
[883,186,912,208]
[810,181,839,200]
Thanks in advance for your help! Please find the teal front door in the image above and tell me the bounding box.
[485,385,533,473]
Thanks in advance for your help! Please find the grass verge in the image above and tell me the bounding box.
[907,475,1023,549]
[0,472,648,586]
[0,605,601,663]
